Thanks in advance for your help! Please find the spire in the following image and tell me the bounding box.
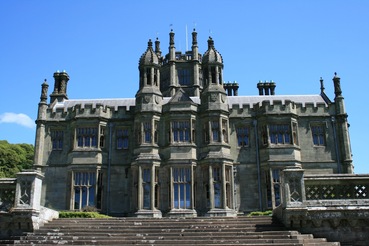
[333,72,342,97]
[169,29,175,46]
[40,79,49,103]
[155,37,161,57]
[148,39,153,48]
[320,77,325,93]
[208,36,214,49]
[192,28,198,46]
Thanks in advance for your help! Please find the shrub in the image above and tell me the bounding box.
[247,210,273,216]
[59,211,111,218]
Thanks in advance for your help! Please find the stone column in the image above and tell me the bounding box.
[13,170,44,213]
[281,167,306,209]
[222,164,227,209]
[191,165,195,210]
[11,170,58,234]
[151,166,155,210]
[209,165,214,209]
[137,166,142,210]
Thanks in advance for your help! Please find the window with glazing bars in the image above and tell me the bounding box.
[51,130,63,150]
[173,167,191,209]
[76,128,98,147]
[211,121,220,142]
[117,129,129,149]
[311,125,325,146]
[144,122,152,143]
[73,172,96,210]
[236,127,249,147]
[269,124,291,144]
[172,121,190,142]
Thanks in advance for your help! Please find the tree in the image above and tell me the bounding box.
[0,140,34,178]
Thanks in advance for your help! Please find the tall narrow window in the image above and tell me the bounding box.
[236,126,249,147]
[154,168,159,208]
[178,69,191,85]
[146,68,152,85]
[135,125,142,145]
[51,130,63,150]
[211,121,220,142]
[225,166,232,208]
[211,67,216,84]
[213,167,222,208]
[204,122,209,143]
[269,124,291,144]
[76,128,98,148]
[222,119,228,143]
[154,121,159,144]
[142,168,151,209]
[117,129,129,149]
[311,125,325,146]
[172,120,190,142]
[191,120,196,143]
[292,122,298,145]
[154,69,158,86]
[265,169,281,209]
[262,125,268,145]
[73,172,96,210]
[99,126,105,148]
[173,167,191,209]
[265,170,272,208]
[144,122,152,143]
[272,169,281,207]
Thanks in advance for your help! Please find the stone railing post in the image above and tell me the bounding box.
[274,167,307,229]
[13,170,44,213]
[8,170,51,235]
[281,167,306,208]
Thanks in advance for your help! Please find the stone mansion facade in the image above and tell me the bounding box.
[33,29,353,217]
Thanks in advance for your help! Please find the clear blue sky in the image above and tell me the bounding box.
[0,1,368,173]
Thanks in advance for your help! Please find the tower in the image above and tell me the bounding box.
[132,39,163,217]
[199,36,236,216]
[332,73,353,173]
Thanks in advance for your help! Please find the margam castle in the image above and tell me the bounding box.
[34,29,353,218]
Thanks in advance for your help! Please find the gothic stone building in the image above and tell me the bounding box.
[34,29,353,217]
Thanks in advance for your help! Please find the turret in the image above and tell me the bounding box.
[136,39,162,113]
[34,80,49,170]
[168,30,177,96]
[331,73,353,173]
[191,29,200,96]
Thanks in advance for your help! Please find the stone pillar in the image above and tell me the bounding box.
[209,165,214,209]
[222,164,227,209]
[150,166,155,210]
[10,170,58,234]
[281,167,306,209]
[137,166,142,210]
[13,170,44,213]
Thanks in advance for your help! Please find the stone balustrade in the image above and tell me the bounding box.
[0,170,58,239]
[0,178,16,212]
[274,167,369,245]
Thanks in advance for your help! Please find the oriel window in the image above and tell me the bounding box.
[76,128,98,148]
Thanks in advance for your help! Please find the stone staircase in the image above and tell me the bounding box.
[1,216,340,245]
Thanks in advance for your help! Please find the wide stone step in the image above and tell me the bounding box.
[0,216,340,245]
